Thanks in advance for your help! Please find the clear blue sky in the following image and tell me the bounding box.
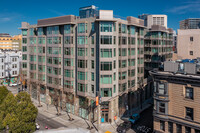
[0,0,200,35]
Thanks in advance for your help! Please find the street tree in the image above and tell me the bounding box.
[0,91,38,133]
[0,86,9,105]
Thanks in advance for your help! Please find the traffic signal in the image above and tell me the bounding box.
[96,96,99,106]
[114,116,117,120]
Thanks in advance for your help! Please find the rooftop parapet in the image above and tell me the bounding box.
[37,15,76,27]
[127,16,144,27]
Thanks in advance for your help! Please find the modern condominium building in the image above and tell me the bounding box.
[150,61,200,133]
[180,18,200,29]
[144,25,173,77]
[20,6,149,124]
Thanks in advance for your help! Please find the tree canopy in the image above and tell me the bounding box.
[0,87,38,133]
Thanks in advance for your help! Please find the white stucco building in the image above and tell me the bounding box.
[0,50,22,84]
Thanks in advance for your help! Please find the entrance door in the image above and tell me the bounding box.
[101,102,109,123]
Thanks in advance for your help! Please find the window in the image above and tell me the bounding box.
[122,37,127,45]
[121,24,126,33]
[22,46,27,52]
[100,75,112,84]
[113,85,116,93]
[91,60,94,69]
[64,48,74,55]
[101,88,112,97]
[78,23,87,33]
[22,29,27,36]
[100,22,112,32]
[78,48,87,56]
[38,37,45,44]
[47,37,52,44]
[185,127,191,133]
[91,72,94,81]
[64,69,74,78]
[185,87,193,99]
[160,121,165,131]
[78,60,87,68]
[168,122,173,133]
[64,25,73,34]
[22,38,27,44]
[91,22,94,31]
[64,58,74,66]
[78,71,87,80]
[158,82,166,94]
[64,36,73,44]
[38,28,43,35]
[30,37,36,44]
[91,48,94,56]
[101,62,112,71]
[176,124,182,133]
[78,36,88,45]
[185,107,193,120]
[91,36,94,44]
[159,102,165,113]
[100,49,112,58]
[190,51,193,55]
[91,85,94,93]
[78,83,87,92]
[100,35,112,44]
[53,37,61,44]
[190,37,193,42]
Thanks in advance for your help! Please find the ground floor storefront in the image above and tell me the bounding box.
[27,83,152,124]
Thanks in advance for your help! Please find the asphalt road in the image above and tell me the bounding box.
[36,112,67,130]
[131,106,153,133]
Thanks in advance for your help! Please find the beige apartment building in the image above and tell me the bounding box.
[177,29,200,59]
[150,61,200,133]
[20,5,151,124]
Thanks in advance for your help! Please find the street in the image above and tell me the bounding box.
[130,106,153,133]
[36,112,67,130]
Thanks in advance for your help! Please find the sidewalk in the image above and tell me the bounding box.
[32,98,122,133]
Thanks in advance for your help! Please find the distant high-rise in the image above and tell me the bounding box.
[139,14,167,29]
[180,18,200,29]
[79,5,99,18]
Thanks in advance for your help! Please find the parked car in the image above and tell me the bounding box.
[9,83,18,87]
[36,123,40,130]
[129,113,140,124]
[117,121,131,133]
[121,113,140,125]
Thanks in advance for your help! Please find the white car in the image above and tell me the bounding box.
[36,123,40,130]
[9,83,18,87]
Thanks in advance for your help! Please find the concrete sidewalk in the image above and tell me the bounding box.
[32,98,122,133]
